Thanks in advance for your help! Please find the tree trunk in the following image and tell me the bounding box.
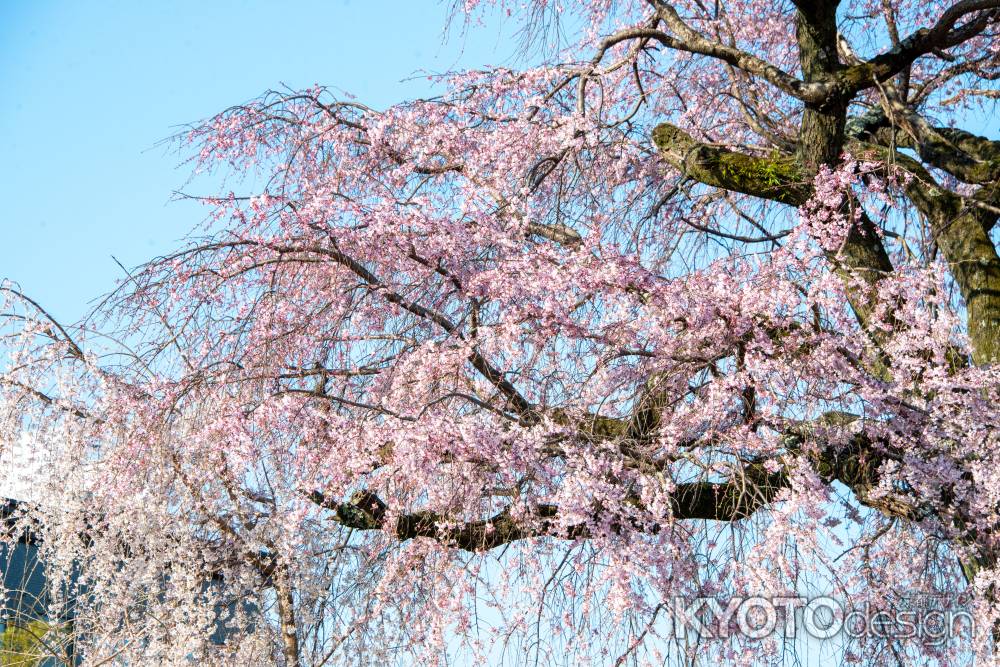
[275,563,301,667]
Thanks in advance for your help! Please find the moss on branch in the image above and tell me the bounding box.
[652,124,809,205]
[652,123,895,351]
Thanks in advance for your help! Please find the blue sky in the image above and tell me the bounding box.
[5,2,992,327]
[0,0,515,323]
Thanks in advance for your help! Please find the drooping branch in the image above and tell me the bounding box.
[846,118,1000,364]
[181,237,537,417]
[889,164,1000,363]
[652,124,895,338]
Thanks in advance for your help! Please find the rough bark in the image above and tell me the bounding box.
[793,0,847,170]
[849,117,1000,364]
[652,124,895,339]
[311,428,915,553]
[274,563,301,667]
[903,174,1000,364]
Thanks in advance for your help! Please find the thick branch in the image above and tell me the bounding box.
[651,125,809,205]
[837,1,1000,99]
[848,103,1000,188]
[310,435,918,553]
[641,2,997,111]
[311,467,788,553]
[653,124,895,336]
[842,110,1000,363]
[893,160,1000,363]
[646,2,829,103]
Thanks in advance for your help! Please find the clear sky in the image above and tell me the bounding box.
[0,0,515,323]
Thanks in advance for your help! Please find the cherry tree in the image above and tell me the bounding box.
[2,0,1000,664]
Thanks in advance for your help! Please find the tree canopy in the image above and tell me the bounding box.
[2,1,1000,664]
